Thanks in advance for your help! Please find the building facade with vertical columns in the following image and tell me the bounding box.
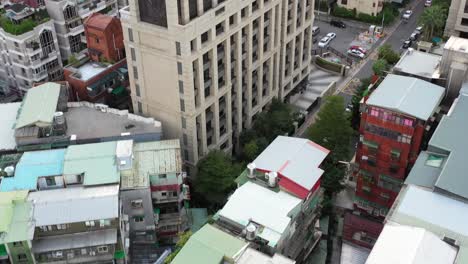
[120,0,315,168]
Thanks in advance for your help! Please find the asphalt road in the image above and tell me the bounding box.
[313,20,363,55]
[353,0,426,79]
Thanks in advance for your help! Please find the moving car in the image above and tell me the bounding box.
[402,39,412,49]
[425,0,432,6]
[403,10,413,19]
[347,49,365,58]
[326,32,337,40]
[349,45,367,54]
[318,36,331,48]
[330,20,346,28]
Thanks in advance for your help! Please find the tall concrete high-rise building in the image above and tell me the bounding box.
[445,0,468,38]
[120,0,315,168]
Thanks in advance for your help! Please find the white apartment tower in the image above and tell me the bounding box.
[45,0,118,60]
[120,0,315,167]
[0,6,62,94]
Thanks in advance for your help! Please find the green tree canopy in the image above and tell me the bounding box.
[164,231,193,263]
[419,5,448,40]
[350,78,371,130]
[377,44,400,65]
[372,59,389,76]
[194,151,242,208]
[307,96,354,195]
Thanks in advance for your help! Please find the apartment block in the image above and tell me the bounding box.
[172,224,295,264]
[215,136,329,262]
[0,82,162,154]
[44,0,118,60]
[445,0,468,38]
[346,74,445,248]
[120,0,315,166]
[337,0,383,16]
[0,5,62,95]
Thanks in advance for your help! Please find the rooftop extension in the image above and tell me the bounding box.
[0,191,34,244]
[0,103,21,152]
[9,82,161,151]
[366,74,445,121]
[0,5,50,35]
[245,136,329,199]
[393,49,441,80]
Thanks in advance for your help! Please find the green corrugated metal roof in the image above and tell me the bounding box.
[114,250,125,259]
[63,142,119,186]
[0,244,7,256]
[171,224,247,264]
[0,191,34,243]
[15,83,61,129]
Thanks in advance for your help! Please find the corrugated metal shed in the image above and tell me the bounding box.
[366,74,444,121]
[15,83,61,129]
[63,141,119,186]
[340,242,369,264]
[0,191,34,243]
[172,224,247,264]
[236,248,295,264]
[0,102,20,151]
[218,181,302,247]
[0,149,66,192]
[32,229,117,253]
[428,93,468,199]
[366,224,457,264]
[253,136,329,193]
[394,50,441,79]
[28,185,119,226]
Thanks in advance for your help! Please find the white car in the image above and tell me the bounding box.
[403,10,413,19]
[326,32,337,40]
[347,49,365,58]
[415,26,423,34]
[318,37,331,48]
[425,0,431,6]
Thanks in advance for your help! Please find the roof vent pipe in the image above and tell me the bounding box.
[247,163,256,178]
[266,171,278,187]
[246,223,257,241]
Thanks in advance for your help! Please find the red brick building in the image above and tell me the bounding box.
[84,13,125,63]
[346,74,445,246]
[343,212,383,249]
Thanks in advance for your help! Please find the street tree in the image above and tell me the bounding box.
[350,78,371,130]
[194,150,242,208]
[307,96,354,196]
[372,59,389,76]
[377,44,400,65]
[419,5,448,40]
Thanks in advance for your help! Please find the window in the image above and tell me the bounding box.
[131,199,143,208]
[362,185,371,193]
[56,224,68,230]
[99,219,111,227]
[97,246,108,253]
[462,18,468,26]
[370,107,380,117]
[380,192,390,200]
[426,154,445,167]
[341,0,347,4]
[128,28,133,42]
[175,41,181,55]
[181,117,186,129]
[85,221,95,227]
[378,175,401,192]
[183,133,188,145]
[14,42,19,47]
[397,134,412,144]
[161,192,167,196]
[95,37,100,43]
[403,118,414,126]
[177,62,183,75]
[241,7,247,18]
[201,31,209,44]
[159,174,167,179]
[133,216,144,223]
[215,6,225,16]
[13,242,22,247]
[178,80,184,94]
[17,254,27,261]
[131,48,136,61]
[135,84,141,97]
[229,14,236,26]
[46,177,56,186]
[133,66,138,79]
[81,248,87,255]
[180,99,185,112]
[137,102,142,113]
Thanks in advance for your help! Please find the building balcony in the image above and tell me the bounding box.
[32,71,48,81]
[67,24,84,36]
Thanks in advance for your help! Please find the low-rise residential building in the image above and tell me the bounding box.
[44,0,118,59]
[218,136,329,262]
[0,191,35,264]
[28,185,123,264]
[172,224,295,264]
[0,4,62,95]
[365,91,468,264]
[393,49,442,83]
[64,13,129,105]
[2,82,161,153]
[347,74,445,248]
[336,0,383,16]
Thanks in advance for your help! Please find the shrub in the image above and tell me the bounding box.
[316,56,344,73]
[332,6,356,19]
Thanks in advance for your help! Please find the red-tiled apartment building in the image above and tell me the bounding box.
[344,74,445,249]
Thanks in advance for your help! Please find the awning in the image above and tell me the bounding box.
[111,86,125,95]
[362,140,378,149]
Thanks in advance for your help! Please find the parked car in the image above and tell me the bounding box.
[349,45,367,54]
[403,10,413,19]
[415,26,423,34]
[312,26,320,36]
[318,36,331,48]
[425,0,432,6]
[326,32,337,40]
[330,20,346,28]
[409,32,419,41]
[347,49,365,58]
[402,39,412,49]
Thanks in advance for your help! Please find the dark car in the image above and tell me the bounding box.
[330,20,346,28]
[402,39,412,49]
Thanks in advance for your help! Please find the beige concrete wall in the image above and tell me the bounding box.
[337,0,383,16]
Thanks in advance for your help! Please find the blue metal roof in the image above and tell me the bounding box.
[0,149,66,192]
